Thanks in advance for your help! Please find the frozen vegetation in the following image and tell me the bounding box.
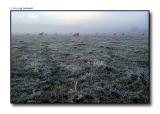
[11,33,150,104]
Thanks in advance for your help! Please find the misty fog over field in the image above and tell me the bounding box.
[11,11,150,104]
[11,11,148,34]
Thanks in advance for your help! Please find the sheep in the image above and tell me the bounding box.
[113,33,117,35]
[39,32,44,36]
[122,33,125,35]
[73,32,79,37]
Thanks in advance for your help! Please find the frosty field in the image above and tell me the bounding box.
[11,33,150,104]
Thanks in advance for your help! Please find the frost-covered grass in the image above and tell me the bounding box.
[11,33,150,104]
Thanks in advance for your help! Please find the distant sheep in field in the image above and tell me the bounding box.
[113,33,117,35]
[39,32,44,36]
[73,33,79,37]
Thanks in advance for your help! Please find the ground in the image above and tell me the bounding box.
[11,33,150,104]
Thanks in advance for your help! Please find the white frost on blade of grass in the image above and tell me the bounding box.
[92,60,106,67]
[65,64,83,75]
[30,58,41,72]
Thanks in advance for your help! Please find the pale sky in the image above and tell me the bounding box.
[11,11,149,34]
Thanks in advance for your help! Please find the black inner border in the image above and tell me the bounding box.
[10,10,151,105]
